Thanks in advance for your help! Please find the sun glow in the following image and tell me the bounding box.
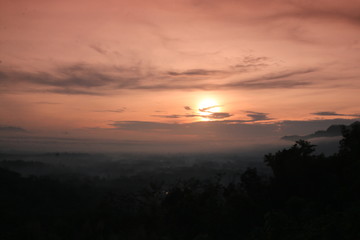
[198,98,221,119]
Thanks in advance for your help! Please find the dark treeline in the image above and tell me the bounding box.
[1,122,360,240]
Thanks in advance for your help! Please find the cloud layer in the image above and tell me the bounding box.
[0,64,320,95]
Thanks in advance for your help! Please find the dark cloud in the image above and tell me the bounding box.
[243,56,269,64]
[0,125,26,132]
[89,44,108,55]
[206,112,232,119]
[154,104,232,120]
[131,83,215,91]
[152,114,181,118]
[166,56,270,81]
[48,88,104,96]
[0,63,141,95]
[34,101,60,105]
[167,69,224,76]
[152,114,197,119]
[312,111,360,117]
[110,121,175,131]
[95,107,127,113]
[55,64,116,87]
[218,68,317,89]
[0,68,90,88]
[245,111,272,122]
[233,56,269,71]
[313,111,344,116]
[153,112,232,120]
[0,71,8,80]
[263,68,317,80]
[25,64,115,88]
[226,80,310,89]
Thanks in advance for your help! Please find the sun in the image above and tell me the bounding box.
[198,98,221,118]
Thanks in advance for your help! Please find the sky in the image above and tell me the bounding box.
[1,0,360,152]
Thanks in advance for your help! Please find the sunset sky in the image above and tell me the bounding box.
[1,0,360,152]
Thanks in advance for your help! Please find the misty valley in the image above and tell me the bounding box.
[1,122,360,239]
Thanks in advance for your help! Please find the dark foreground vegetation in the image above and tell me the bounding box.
[1,122,360,240]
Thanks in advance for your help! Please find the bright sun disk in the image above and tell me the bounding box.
[198,98,221,117]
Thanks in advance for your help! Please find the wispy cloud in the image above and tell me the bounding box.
[193,0,360,27]
[232,56,270,72]
[225,68,317,89]
[0,125,27,132]
[265,1,360,27]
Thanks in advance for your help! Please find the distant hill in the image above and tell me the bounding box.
[281,122,359,141]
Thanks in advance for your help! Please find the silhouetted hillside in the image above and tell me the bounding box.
[282,123,345,141]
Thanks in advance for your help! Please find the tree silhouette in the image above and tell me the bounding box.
[339,121,360,161]
[264,140,317,180]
